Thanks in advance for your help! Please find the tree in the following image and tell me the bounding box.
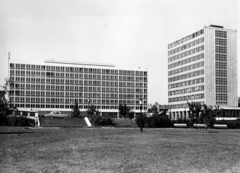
[135,113,146,132]
[187,102,224,129]
[127,111,135,120]
[145,112,172,128]
[148,105,159,115]
[0,78,17,125]
[87,104,99,118]
[201,104,213,128]
[187,101,202,127]
[118,104,131,118]
[71,99,80,118]
[211,105,223,120]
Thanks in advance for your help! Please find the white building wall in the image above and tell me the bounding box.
[204,27,216,105]
[168,25,238,119]
[227,30,238,106]
[9,61,148,114]
[204,27,237,107]
[168,28,205,109]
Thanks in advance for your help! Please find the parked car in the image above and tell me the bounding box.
[44,111,69,119]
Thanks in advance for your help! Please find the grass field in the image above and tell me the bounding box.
[1,127,240,173]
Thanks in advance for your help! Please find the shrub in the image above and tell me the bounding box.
[206,116,216,128]
[216,119,240,129]
[186,120,194,128]
[113,118,138,128]
[90,115,114,126]
[227,120,240,129]
[135,113,147,129]
[0,111,7,126]
[172,119,193,128]
[171,118,189,124]
[127,111,135,120]
[144,114,173,128]
[145,116,155,128]
[6,116,35,126]
[6,116,18,126]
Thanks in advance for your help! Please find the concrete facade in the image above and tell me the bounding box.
[168,25,238,120]
[9,60,148,117]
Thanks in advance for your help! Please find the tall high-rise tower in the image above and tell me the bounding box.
[168,25,237,119]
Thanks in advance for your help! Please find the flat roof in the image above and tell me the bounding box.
[209,25,224,28]
[44,60,115,68]
[10,60,148,71]
[221,106,240,110]
[168,25,236,47]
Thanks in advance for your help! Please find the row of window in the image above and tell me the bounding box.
[168,77,204,89]
[216,86,227,93]
[216,54,227,61]
[12,72,148,81]
[168,37,204,56]
[12,79,147,88]
[216,70,227,77]
[216,62,227,69]
[13,83,147,90]
[215,45,227,101]
[11,91,147,98]
[13,77,147,83]
[168,53,204,69]
[13,104,147,110]
[168,45,204,62]
[216,94,227,101]
[169,85,204,96]
[11,71,45,76]
[168,93,204,103]
[10,64,147,76]
[12,97,145,104]
[168,70,204,83]
[216,78,227,85]
[168,102,204,109]
[216,101,227,105]
[168,29,204,49]
[11,88,147,94]
[10,90,147,98]
[215,30,227,38]
[168,103,187,109]
[216,46,227,54]
[168,61,204,76]
[215,38,227,46]
[12,91,146,97]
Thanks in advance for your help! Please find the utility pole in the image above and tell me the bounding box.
[8,52,10,78]
[139,99,143,132]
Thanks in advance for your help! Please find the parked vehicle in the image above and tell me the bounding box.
[44,111,69,119]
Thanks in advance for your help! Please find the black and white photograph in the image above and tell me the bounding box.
[0,0,240,172]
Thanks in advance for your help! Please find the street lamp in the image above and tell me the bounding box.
[139,99,143,132]
[201,105,206,129]
[71,102,73,118]
[87,98,90,118]
[184,106,186,120]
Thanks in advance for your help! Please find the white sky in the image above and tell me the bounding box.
[0,0,239,104]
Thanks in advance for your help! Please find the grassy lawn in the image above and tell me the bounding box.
[1,127,240,173]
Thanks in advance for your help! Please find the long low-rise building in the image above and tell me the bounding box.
[9,60,148,117]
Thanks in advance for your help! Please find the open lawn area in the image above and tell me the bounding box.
[1,127,240,173]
